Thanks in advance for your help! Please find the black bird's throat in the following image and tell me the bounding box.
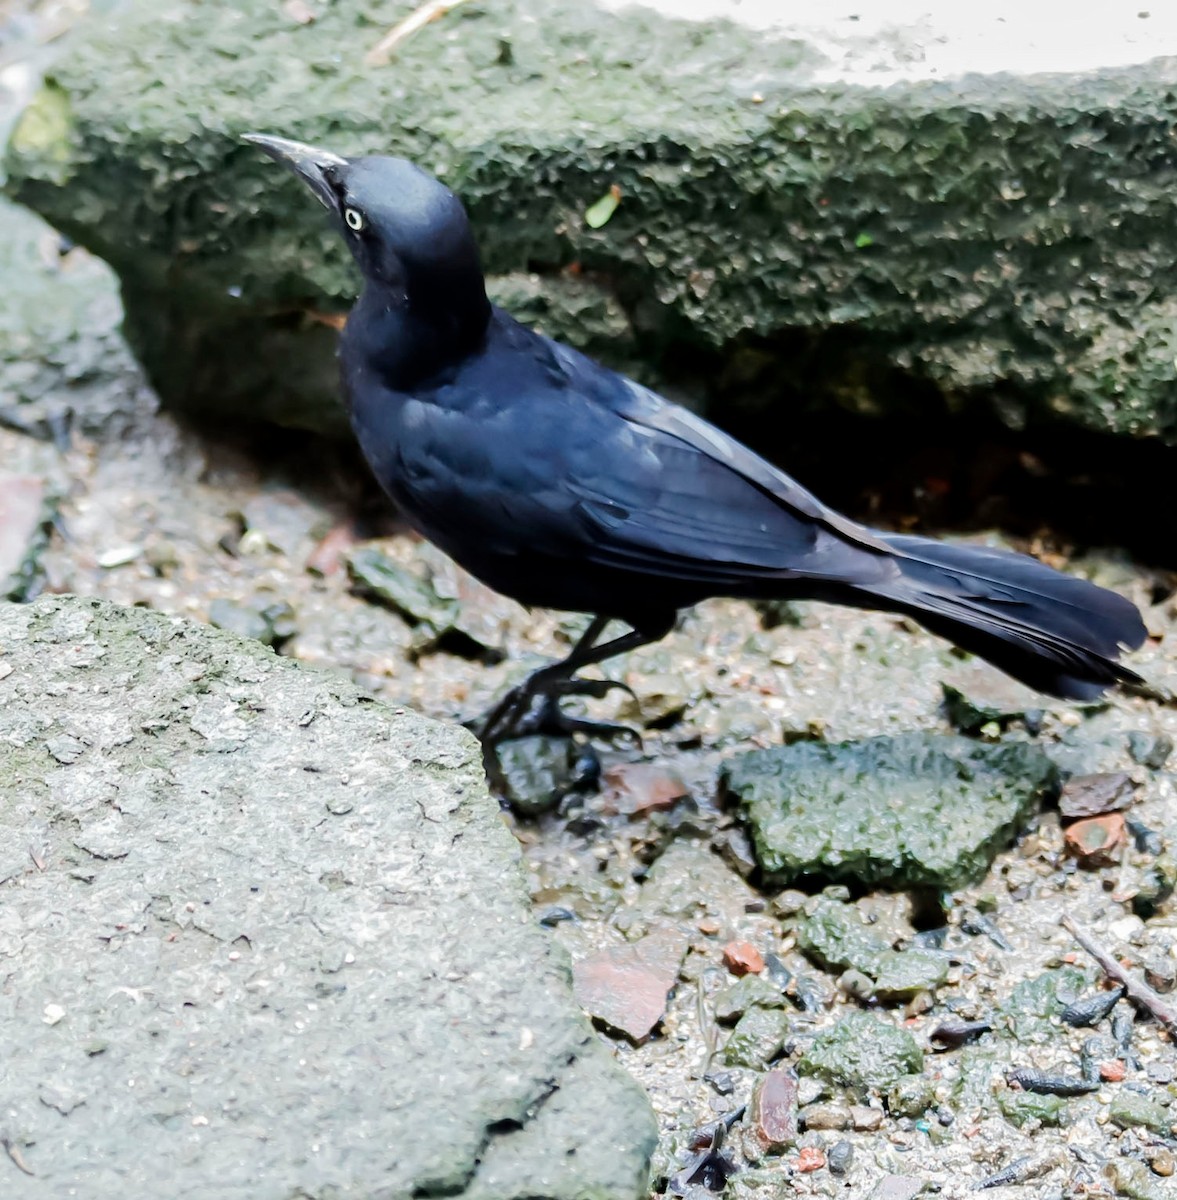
[343,262,491,392]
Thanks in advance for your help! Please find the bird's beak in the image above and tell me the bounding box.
[242,133,348,211]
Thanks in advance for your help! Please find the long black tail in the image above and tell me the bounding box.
[859,534,1147,700]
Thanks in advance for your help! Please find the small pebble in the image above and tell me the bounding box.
[1143,954,1176,994]
[1147,1062,1174,1085]
[1151,1150,1175,1177]
[800,1104,849,1131]
[1127,731,1173,770]
[1064,813,1126,866]
[827,1140,853,1176]
[1126,817,1165,856]
[762,953,793,990]
[750,1067,798,1151]
[1058,772,1134,819]
[850,1104,883,1131]
[96,544,142,569]
[795,1146,825,1173]
[723,941,765,976]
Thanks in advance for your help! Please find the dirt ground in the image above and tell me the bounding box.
[4,360,1177,1197]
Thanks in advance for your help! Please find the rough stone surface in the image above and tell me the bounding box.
[723,1005,790,1069]
[798,1011,924,1092]
[0,196,154,441]
[571,925,686,1041]
[749,1067,798,1151]
[724,733,1059,890]
[9,2,1177,440]
[0,595,656,1199]
[1058,771,1135,819]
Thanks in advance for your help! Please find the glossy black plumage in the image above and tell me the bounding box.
[246,134,1146,732]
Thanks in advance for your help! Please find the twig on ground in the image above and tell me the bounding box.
[1061,914,1177,1035]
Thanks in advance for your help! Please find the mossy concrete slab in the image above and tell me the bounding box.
[7,1,1177,439]
[722,733,1058,890]
[0,596,655,1199]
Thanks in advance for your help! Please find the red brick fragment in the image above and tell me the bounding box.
[722,941,764,976]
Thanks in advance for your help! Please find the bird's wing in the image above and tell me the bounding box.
[562,399,897,588]
[536,342,899,588]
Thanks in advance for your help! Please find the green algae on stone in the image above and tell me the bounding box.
[11,1,1177,440]
[998,1089,1065,1128]
[870,949,950,1001]
[998,966,1091,1044]
[795,894,890,975]
[887,1074,937,1119]
[1109,1090,1173,1135]
[793,896,947,1000]
[495,734,597,817]
[6,83,74,179]
[941,680,1040,736]
[724,1005,791,1069]
[347,545,460,640]
[1133,852,1177,919]
[1104,1158,1170,1200]
[207,596,296,647]
[0,198,153,441]
[725,733,1058,890]
[713,973,788,1024]
[951,1048,1005,1119]
[798,1011,923,1092]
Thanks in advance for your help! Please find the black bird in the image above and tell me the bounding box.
[245,134,1146,752]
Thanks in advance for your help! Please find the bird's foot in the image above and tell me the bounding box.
[522,693,643,745]
[477,673,641,748]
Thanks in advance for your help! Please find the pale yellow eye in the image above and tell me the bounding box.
[344,207,365,231]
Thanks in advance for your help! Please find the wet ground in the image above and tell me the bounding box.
[5,347,1177,1196]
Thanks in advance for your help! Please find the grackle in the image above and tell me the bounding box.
[245,134,1146,760]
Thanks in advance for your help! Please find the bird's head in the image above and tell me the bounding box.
[243,133,484,304]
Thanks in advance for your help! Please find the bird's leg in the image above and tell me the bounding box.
[479,614,671,749]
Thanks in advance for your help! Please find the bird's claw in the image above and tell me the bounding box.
[524,697,643,746]
[476,673,641,748]
[548,676,637,703]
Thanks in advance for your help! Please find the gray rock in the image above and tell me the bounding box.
[8,3,1177,440]
[1058,771,1135,819]
[0,596,655,1199]
[0,472,53,600]
[0,197,154,440]
[724,733,1058,890]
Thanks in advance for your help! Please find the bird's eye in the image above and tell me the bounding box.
[344,207,365,231]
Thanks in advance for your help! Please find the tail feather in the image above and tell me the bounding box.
[863,534,1146,701]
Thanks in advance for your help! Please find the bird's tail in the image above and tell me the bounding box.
[856,533,1147,700]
